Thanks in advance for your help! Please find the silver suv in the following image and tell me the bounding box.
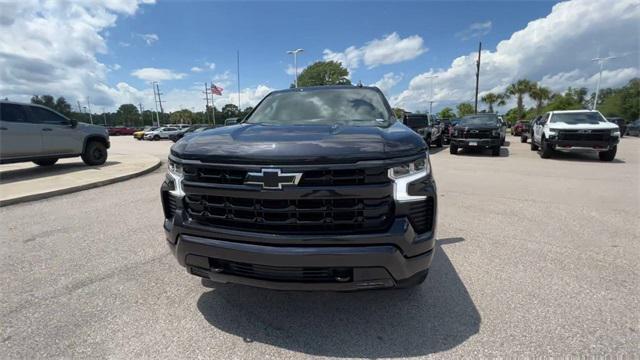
[0,101,110,166]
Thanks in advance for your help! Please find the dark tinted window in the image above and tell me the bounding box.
[551,112,606,124]
[1,104,30,123]
[247,88,391,126]
[164,127,177,131]
[28,106,69,125]
[459,114,500,126]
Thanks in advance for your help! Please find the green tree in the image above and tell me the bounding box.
[597,78,640,121]
[221,104,239,119]
[456,103,475,117]
[31,95,72,116]
[505,79,534,119]
[115,104,139,126]
[170,109,193,124]
[295,61,351,87]
[392,107,406,118]
[529,84,551,115]
[437,107,456,119]
[480,92,506,113]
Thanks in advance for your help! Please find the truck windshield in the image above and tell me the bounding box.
[458,115,499,126]
[246,88,391,126]
[551,112,607,124]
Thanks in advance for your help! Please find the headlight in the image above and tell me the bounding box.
[548,128,559,136]
[611,129,621,137]
[389,156,429,179]
[168,159,183,177]
[492,129,500,136]
[167,159,185,196]
[388,154,431,202]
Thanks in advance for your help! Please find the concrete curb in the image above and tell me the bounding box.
[0,159,162,207]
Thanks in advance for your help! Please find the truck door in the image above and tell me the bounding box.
[0,103,43,159]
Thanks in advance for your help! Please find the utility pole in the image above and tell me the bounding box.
[138,103,144,126]
[76,100,82,113]
[287,48,304,88]
[155,82,164,114]
[203,82,211,125]
[152,82,160,126]
[474,41,482,114]
[102,107,107,126]
[591,55,618,110]
[87,97,93,124]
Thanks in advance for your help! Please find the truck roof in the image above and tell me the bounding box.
[549,109,600,114]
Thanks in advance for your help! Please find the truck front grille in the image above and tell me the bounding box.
[184,194,393,234]
[183,166,390,186]
[558,130,610,142]
[463,130,494,139]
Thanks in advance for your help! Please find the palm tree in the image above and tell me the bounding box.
[529,84,551,114]
[480,92,507,113]
[505,79,534,119]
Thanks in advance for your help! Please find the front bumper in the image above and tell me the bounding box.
[162,175,437,291]
[547,137,619,150]
[451,138,500,148]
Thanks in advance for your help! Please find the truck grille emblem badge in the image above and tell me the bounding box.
[245,169,303,190]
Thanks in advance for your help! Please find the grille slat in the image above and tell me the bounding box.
[408,197,435,234]
[183,166,390,186]
[212,259,350,282]
[185,194,393,234]
[558,130,610,142]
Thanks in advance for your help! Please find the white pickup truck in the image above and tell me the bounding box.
[530,110,620,161]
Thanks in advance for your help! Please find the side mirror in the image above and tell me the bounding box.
[70,119,78,128]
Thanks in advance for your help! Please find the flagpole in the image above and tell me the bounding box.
[237,50,241,110]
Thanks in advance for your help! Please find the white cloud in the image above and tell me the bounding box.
[211,71,233,88]
[0,0,155,109]
[191,66,204,73]
[285,63,307,76]
[131,67,186,81]
[136,33,159,45]
[392,0,640,112]
[456,21,492,41]
[323,32,426,72]
[371,72,403,95]
[205,62,216,70]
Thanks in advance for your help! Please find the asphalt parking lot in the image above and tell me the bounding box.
[1,136,638,358]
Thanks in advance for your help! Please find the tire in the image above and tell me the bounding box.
[395,270,429,289]
[531,138,539,151]
[540,137,553,158]
[520,135,527,143]
[33,158,58,166]
[491,146,500,156]
[82,141,108,165]
[153,135,160,141]
[598,145,617,161]
[450,144,458,154]
[435,135,443,148]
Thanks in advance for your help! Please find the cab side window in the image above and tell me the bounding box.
[28,106,69,125]
[165,127,177,131]
[1,104,30,123]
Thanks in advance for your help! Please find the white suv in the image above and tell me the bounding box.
[530,110,620,161]
[144,126,180,141]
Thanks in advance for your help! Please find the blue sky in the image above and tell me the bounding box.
[104,1,559,96]
[1,0,638,113]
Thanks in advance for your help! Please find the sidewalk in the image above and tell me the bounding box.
[0,153,161,206]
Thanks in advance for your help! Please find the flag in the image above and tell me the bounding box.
[211,84,223,96]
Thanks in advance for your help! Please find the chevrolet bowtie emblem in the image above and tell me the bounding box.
[245,169,303,190]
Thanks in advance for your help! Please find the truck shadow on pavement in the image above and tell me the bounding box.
[196,237,480,358]
[0,161,121,184]
[541,151,626,163]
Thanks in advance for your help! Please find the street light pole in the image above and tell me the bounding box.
[287,48,304,87]
[591,56,617,110]
[424,75,438,114]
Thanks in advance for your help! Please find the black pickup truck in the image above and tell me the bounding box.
[161,86,438,291]
[402,113,444,147]
[449,113,506,156]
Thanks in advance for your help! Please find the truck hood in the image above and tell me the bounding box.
[171,122,425,164]
[549,122,619,130]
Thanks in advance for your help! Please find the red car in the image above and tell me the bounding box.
[108,126,137,136]
[510,120,530,136]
